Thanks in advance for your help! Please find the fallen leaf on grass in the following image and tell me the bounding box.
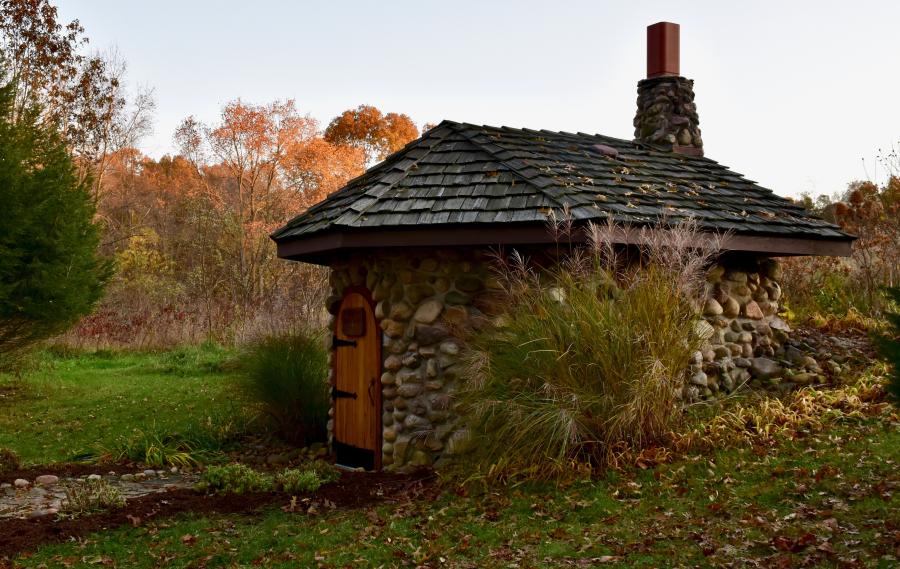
[772,532,816,553]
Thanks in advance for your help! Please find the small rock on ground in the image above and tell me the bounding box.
[34,475,59,486]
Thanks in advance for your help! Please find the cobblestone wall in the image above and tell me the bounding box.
[683,257,790,402]
[326,250,493,469]
[634,75,703,154]
[327,250,796,468]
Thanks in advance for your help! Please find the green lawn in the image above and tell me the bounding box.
[14,416,899,568]
[0,345,245,465]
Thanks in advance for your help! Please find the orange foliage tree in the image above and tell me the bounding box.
[324,104,418,164]
[70,100,376,347]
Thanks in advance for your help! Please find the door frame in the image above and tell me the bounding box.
[331,285,382,470]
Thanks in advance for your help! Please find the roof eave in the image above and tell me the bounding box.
[275,224,854,265]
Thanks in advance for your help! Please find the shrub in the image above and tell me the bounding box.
[874,287,900,403]
[0,448,19,473]
[198,462,338,495]
[275,468,320,494]
[198,464,273,494]
[62,479,126,516]
[310,460,341,485]
[239,330,329,445]
[274,462,340,494]
[457,220,718,481]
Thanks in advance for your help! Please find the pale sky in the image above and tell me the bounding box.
[58,0,900,198]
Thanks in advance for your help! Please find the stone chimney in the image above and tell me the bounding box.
[633,22,703,156]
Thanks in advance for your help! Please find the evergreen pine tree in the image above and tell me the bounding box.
[0,73,111,367]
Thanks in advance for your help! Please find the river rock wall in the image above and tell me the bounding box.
[326,250,493,469]
[683,257,795,402]
[634,75,703,154]
[326,250,802,468]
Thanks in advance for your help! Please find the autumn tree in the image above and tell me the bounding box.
[0,72,110,365]
[324,104,418,164]
[168,99,366,317]
[285,137,364,206]
[0,0,154,195]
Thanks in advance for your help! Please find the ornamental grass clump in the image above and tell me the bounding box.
[239,330,329,445]
[457,220,720,481]
[62,479,126,517]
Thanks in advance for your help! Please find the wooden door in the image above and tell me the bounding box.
[332,288,381,470]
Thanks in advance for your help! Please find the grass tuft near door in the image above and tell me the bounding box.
[332,288,381,470]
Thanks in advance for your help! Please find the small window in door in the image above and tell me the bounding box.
[341,307,367,337]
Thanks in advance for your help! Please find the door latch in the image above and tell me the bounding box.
[332,336,357,348]
[332,387,357,399]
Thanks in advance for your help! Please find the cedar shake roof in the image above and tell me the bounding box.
[273,120,854,263]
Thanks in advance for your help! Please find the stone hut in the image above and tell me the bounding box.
[272,22,854,470]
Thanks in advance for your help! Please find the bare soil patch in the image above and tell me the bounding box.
[0,467,436,560]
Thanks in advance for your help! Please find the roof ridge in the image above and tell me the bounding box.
[459,121,641,149]
[449,122,573,214]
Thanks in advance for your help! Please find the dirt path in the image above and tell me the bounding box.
[0,467,436,560]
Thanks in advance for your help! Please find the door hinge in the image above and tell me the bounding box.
[332,387,357,399]
[332,336,357,348]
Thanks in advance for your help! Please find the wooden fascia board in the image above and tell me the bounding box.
[275,225,853,264]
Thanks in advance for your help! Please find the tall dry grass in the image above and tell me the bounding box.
[456,219,721,481]
[53,264,330,350]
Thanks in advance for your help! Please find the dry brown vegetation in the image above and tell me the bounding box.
[786,176,900,321]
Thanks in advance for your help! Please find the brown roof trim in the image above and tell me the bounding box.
[275,224,853,265]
